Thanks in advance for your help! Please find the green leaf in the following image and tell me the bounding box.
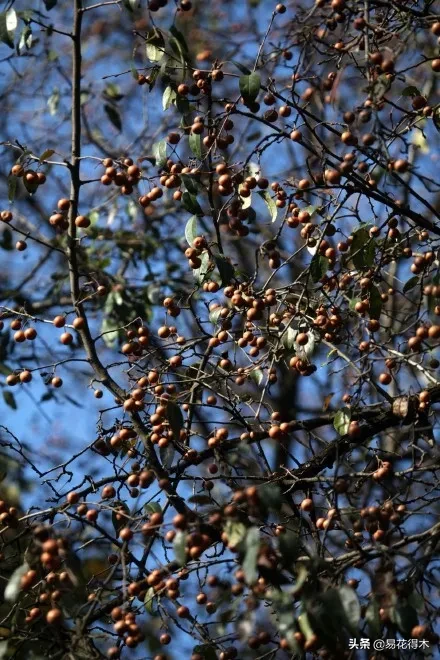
[169,25,189,54]
[307,204,319,216]
[192,645,217,660]
[144,586,157,614]
[239,72,261,104]
[173,530,187,566]
[209,307,222,325]
[298,612,315,641]
[180,173,199,195]
[270,595,299,650]
[407,589,425,613]
[310,254,328,282]
[146,44,164,62]
[169,36,186,65]
[176,95,191,114]
[182,192,203,216]
[111,501,130,535]
[44,0,58,8]
[333,407,351,435]
[350,226,374,270]
[247,207,257,225]
[224,520,247,549]
[259,483,282,510]
[152,139,167,168]
[147,69,160,92]
[338,585,361,635]
[185,215,198,246]
[365,599,381,639]
[89,210,99,226]
[17,9,33,22]
[145,502,162,515]
[7,176,17,203]
[364,241,375,267]
[112,290,123,306]
[193,250,210,284]
[162,86,176,111]
[256,190,277,222]
[159,443,175,469]
[0,9,17,49]
[104,104,122,131]
[392,602,418,637]
[145,28,165,62]
[245,161,260,178]
[188,132,203,160]
[401,86,420,97]
[243,527,260,585]
[278,529,301,566]
[370,73,392,101]
[100,316,119,348]
[1,228,13,250]
[282,326,297,350]
[240,190,252,209]
[249,368,264,386]
[3,391,16,410]
[4,563,29,602]
[167,401,184,441]
[104,83,124,101]
[314,587,359,639]
[231,60,252,75]
[403,276,419,293]
[169,26,190,68]
[369,285,382,320]
[292,565,308,596]
[412,128,429,154]
[80,91,90,106]
[47,88,60,116]
[247,131,264,144]
[39,149,55,162]
[18,25,32,52]
[214,254,234,286]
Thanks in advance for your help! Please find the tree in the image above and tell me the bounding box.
[0,0,439,657]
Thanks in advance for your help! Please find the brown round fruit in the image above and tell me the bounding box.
[24,327,37,340]
[119,527,133,541]
[75,215,91,228]
[20,370,32,383]
[73,316,85,330]
[60,332,73,345]
[296,332,308,345]
[300,498,314,512]
[53,315,66,328]
[11,164,24,177]
[46,608,62,625]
